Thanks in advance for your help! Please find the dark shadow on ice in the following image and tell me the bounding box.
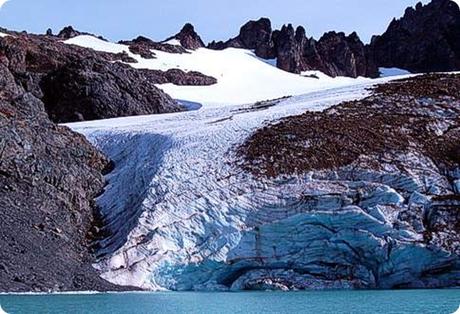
[91,132,173,258]
[177,99,203,111]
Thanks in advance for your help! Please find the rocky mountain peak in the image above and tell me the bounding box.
[57,26,81,39]
[131,35,155,44]
[369,0,460,73]
[238,17,272,48]
[168,23,205,50]
[295,26,306,41]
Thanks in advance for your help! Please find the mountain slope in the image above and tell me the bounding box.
[0,60,132,292]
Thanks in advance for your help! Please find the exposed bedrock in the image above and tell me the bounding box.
[40,59,179,123]
[0,60,132,292]
[119,35,189,56]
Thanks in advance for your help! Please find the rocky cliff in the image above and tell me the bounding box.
[0,27,216,292]
[369,0,460,73]
[0,59,131,292]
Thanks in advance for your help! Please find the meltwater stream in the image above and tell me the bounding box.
[1,290,459,314]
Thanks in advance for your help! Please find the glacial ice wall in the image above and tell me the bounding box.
[69,81,460,291]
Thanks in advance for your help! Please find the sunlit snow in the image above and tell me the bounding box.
[65,35,371,105]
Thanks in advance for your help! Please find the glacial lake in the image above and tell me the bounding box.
[1,289,459,314]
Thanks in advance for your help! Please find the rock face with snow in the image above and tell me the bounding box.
[0,31,215,122]
[209,18,276,59]
[369,0,460,73]
[0,58,130,292]
[207,0,460,77]
[208,18,377,78]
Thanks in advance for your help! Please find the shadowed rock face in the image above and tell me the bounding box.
[0,60,134,292]
[273,24,306,74]
[369,0,460,73]
[313,32,373,78]
[56,26,107,41]
[57,26,84,39]
[40,58,179,123]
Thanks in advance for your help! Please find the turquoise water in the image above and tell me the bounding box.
[1,290,459,314]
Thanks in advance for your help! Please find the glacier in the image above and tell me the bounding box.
[65,35,459,291]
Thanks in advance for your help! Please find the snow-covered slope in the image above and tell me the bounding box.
[65,35,369,105]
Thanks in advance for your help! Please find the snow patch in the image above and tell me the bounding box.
[65,35,130,54]
[162,38,181,46]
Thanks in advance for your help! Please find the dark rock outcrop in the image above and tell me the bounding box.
[57,26,83,39]
[369,0,460,73]
[147,68,217,86]
[119,35,188,57]
[209,18,276,59]
[164,23,205,50]
[0,60,133,292]
[207,0,460,77]
[56,26,107,41]
[273,24,306,74]
[313,31,378,78]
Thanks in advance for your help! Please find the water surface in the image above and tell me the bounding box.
[1,289,459,314]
